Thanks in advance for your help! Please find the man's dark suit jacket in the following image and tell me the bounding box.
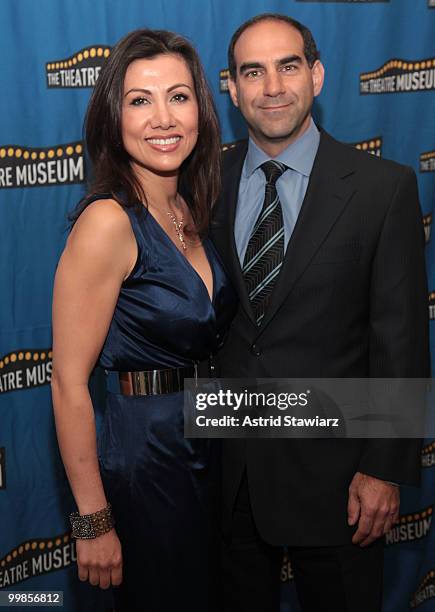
[210,130,429,547]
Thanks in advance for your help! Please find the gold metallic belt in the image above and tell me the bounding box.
[118,364,197,396]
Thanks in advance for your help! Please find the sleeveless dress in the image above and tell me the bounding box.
[89,194,237,611]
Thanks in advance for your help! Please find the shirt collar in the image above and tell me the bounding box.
[243,118,320,179]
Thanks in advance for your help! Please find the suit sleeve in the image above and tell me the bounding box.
[357,166,430,486]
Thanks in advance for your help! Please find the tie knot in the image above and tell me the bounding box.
[260,160,287,185]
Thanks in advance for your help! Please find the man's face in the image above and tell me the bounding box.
[228,19,324,155]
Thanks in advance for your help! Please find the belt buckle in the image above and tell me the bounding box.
[119,364,198,396]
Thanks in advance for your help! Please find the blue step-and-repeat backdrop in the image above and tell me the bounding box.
[1,1,434,610]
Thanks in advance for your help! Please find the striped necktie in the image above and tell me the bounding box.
[243,160,287,325]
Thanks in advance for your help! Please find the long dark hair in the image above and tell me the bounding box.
[72,29,221,236]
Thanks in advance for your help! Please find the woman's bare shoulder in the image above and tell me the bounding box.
[69,198,135,246]
[64,198,136,275]
[73,197,132,232]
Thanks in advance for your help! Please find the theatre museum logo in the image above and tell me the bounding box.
[385,505,432,546]
[0,142,84,189]
[0,349,52,394]
[360,57,435,94]
[422,441,435,468]
[420,150,435,173]
[0,533,76,588]
[410,570,435,609]
[46,45,110,88]
[351,137,382,157]
[219,69,230,93]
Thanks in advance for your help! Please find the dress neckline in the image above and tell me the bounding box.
[143,207,216,306]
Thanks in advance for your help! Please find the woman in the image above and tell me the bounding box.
[51,29,236,611]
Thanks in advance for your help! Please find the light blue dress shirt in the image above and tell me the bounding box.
[234,119,320,265]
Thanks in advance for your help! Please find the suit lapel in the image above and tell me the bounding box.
[213,141,258,324]
[258,131,357,332]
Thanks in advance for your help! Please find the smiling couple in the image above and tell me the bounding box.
[51,12,428,612]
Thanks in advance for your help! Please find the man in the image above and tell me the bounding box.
[211,13,429,612]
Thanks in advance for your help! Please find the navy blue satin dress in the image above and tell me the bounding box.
[89,194,236,611]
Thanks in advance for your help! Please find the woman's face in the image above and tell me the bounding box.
[121,53,199,177]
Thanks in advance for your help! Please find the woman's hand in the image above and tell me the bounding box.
[76,529,123,589]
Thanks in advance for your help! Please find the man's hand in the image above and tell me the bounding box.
[347,472,399,547]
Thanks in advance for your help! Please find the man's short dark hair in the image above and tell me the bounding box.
[228,13,320,80]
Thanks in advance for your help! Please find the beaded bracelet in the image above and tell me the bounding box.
[70,503,115,539]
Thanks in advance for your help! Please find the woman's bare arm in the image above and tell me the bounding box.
[51,199,136,588]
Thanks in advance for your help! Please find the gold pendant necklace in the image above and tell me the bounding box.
[167,210,186,250]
